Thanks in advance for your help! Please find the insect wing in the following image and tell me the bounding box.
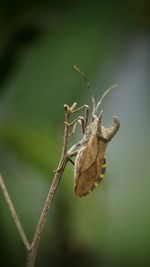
[74,155,106,197]
[75,131,99,173]
[74,133,106,197]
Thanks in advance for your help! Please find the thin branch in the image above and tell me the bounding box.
[26,105,72,267]
[0,101,81,267]
[0,174,30,250]
[26,155,68,267]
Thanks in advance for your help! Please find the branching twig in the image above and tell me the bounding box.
[0,103,79,267]
[26,104,77,267]
[0,175,30,250]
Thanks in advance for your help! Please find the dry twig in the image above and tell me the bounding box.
[26,104,76,267]
[0,103,79,267]
[0,175,30,250]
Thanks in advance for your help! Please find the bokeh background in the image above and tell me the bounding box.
[0,1,150,266]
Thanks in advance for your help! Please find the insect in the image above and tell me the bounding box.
[66,66,120,197]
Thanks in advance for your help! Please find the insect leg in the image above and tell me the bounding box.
[72,104,89,129]
[64,104,89,135]
[68,158,75,165]
[65,116,86,134]
[68,149,79,165]
[67,143,80,157]
[54,150,77,172]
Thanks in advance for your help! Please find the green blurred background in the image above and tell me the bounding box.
[0,1,150,266]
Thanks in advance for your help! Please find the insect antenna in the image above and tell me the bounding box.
[95,84,118,114]
[73,65,96,115]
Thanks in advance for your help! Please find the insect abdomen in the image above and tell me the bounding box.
[99,157,106,178]
[74,157,106,197]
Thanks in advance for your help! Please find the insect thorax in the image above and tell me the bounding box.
[81,115,98,145]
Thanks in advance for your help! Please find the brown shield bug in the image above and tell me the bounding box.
[66,66,120,197]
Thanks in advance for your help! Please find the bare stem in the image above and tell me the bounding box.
[0,102,79,267]
[26,107,71,267]
[0,175,30,250]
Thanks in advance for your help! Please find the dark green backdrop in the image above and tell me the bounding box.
[0,1,149,266]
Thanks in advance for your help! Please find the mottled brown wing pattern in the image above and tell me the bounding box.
[74,155,106,197]
[76,131,99,173]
